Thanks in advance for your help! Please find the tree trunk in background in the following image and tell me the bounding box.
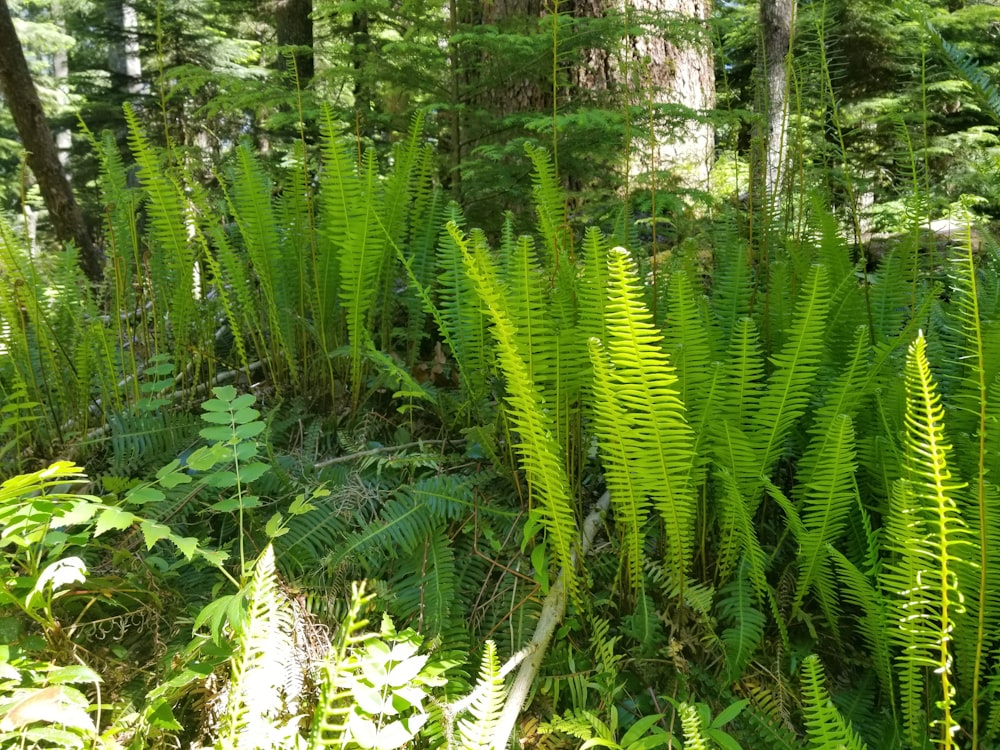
[351,8,372,140]
[628,0,715,190]
[757,0,793,207]
[107,0,143,97]
[0,0,101,284]
[275,0,313,84]
[51,0,71,172]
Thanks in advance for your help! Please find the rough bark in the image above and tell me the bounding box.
[628,0,715,190]
[0,0,101,284]
[758,0,793,206]
[274,0,314,84]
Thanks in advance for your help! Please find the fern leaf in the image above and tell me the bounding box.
[881,332,974,748]
[717,558,766,684]
[590,247,697,585]
[456,222,580,597]
[220,545,298,749]
[800,655,870,750]
[457,641,507,750]
[754,263,831,477]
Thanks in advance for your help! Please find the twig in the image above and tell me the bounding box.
[313,439,458,469]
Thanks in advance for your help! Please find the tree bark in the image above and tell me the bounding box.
[757,0,793,207]
[275,0,313,85]
[0,0,101,284]
[628,0,715,190]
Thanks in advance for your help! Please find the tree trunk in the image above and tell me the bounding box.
[628,0,715,190]
[757,0,793,207]
[107,0,143,98]
[0,0,101,284]
[274,0,313,84]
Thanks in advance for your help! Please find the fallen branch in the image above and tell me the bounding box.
[491,489,611,750]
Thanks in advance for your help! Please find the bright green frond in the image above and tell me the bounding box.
[800,655,870,750]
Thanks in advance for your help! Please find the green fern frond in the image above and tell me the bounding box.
[435,206,488,399]
[717,558,766,684]
[308,582,376,749]
[388,527,456,637]
[124,103,199,350]
[578,227,610,342]
[664,268,715,421]
[722,317,766,432]
[456,221,580,598]
[792,414,858,623]
[928,23,1000,125]
[882,332,974,749]
[590,247,697,587]
[524,144,568,261]
[828,546,895,706]
[800,655,870,750]
[457,640,507,750]
[754,263,831,477]
[220,545,299,749]
[228,143,299,382]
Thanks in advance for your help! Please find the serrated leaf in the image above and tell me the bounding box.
[46,665,100,684]
[237,462,269,483]
[204,470,238,488]
[265,512,283,538]
[95,507,136,536]
[229,393,256,410]
[172,536,199,560]
[232,407,260,424]
[140,520,172,549]
[159,472,192,489]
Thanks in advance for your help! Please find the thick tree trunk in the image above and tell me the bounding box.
[0,0,101,284]
[275,0,313,84]
[628,0,715,190]
[757,0,793,207]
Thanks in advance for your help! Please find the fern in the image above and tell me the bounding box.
[456,641,507,750]
[716,558,766,684]
[124,103,199,352]
[800,655,870,750]
[228,143,299,384]
[218,545,300,750]
[589,247,697,588]
[881,332,974,749]
[754,263,831,478]
[456,221,580,599]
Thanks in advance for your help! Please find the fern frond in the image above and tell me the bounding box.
[828,546,895,706]
[457,222,580,596]
[800,655,870,750]
[881,332,974,748]
[754,263,831,477]
[435,206,488,399]
[457,641,507,750]
[717,558,766,684]
[388,527,457,638]
[220,545,299,749]
[590,247,697,587]
[524,144,568,261]
[124,103,198,350]
[792,414,858,623]
[308,582,376,749]
[228,143,299,382]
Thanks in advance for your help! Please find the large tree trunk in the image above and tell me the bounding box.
[0,0,101,284]
[628,0,715,190]
[757,0,793,208]
[274,0,313,84]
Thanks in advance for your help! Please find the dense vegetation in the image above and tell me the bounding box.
[5,1,1000,749]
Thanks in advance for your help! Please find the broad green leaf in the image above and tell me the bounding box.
[95,507,136,536]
